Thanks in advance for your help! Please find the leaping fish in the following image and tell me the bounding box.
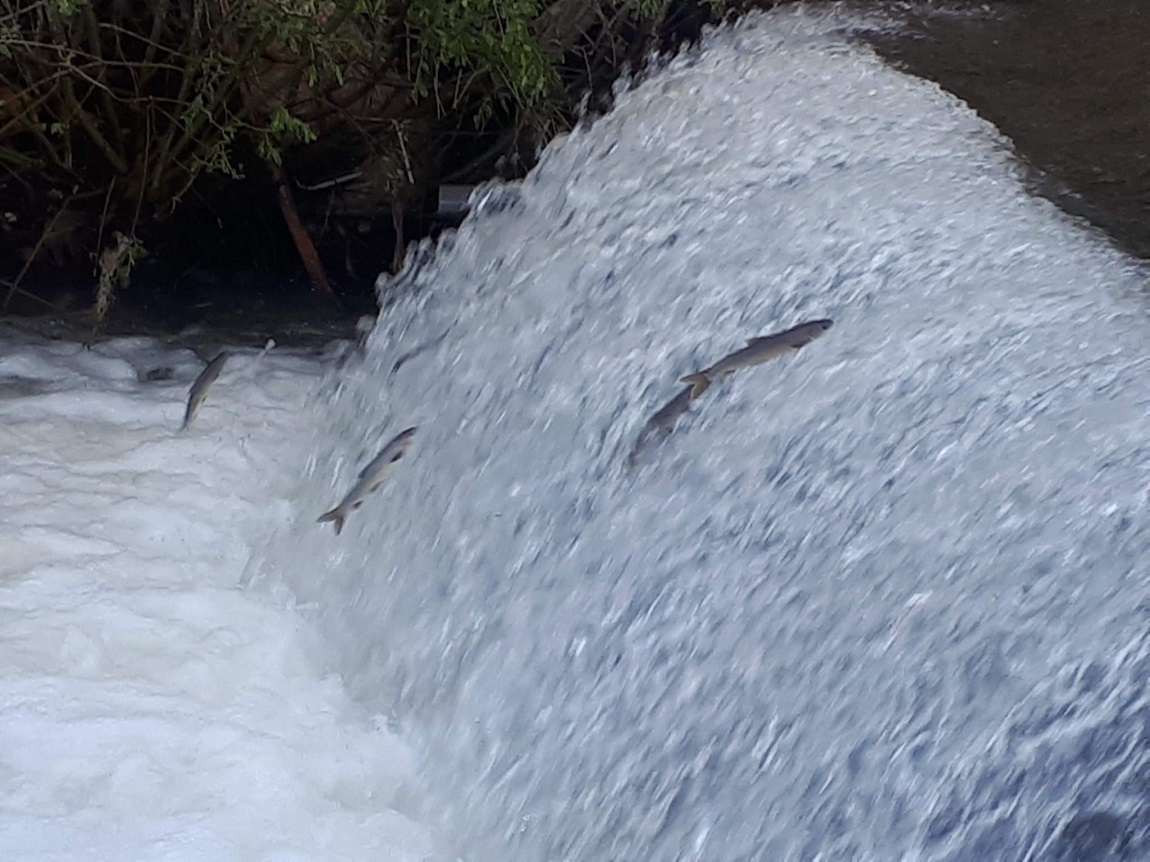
[317,427,417,535]
[180,352,229,431]
[680,318,833,398]
[625,381,710,471]
[643,383,705,435]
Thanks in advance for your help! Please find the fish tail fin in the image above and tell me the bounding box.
[680,373,711,399]
[625,434,654,473]
[317,508,345,535]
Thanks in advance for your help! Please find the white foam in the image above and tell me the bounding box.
[0,330,432,860]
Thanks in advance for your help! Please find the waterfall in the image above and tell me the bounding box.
[254,7,1150,860]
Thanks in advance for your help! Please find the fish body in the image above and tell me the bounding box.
[680,318,833,397]
[180,352,229,430]
[645,384,702,435]
[318,427,417,535]
[626,383,707,470]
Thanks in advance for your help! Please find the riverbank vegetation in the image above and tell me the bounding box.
[0,0,754,324]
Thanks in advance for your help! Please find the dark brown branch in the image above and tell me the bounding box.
[80,4,125,152]
[136,0,173,92]
[270,162,335,300]
[160,24,268,175]
[3,198,72,311]
[58,74,129,174]
[148,0,206,198]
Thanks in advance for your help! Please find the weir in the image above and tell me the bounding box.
[255,8,1150,860]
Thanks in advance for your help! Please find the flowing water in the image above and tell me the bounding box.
[253,7,1150,860]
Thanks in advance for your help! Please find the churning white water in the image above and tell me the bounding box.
[0,333,432,860]
[253,7,1150,861]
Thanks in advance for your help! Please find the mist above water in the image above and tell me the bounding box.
[260,7,1150,860]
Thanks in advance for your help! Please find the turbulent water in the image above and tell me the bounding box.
[255,7,1150,861]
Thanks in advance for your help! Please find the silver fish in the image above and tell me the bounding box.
[180,352,229,430]
[625,383,708,470]
[644,383,704,436]
[680,318,833,397]
[318,427,417,535]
